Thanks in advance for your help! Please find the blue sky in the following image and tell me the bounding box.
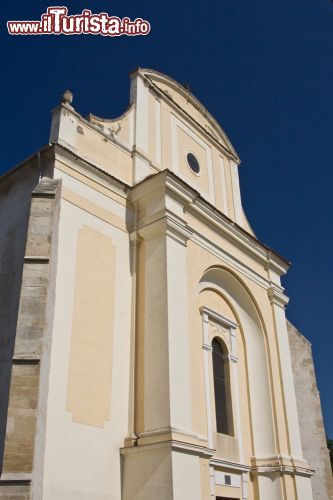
[1,0,333,436]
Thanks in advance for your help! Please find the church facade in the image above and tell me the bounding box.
[0,68,331,499]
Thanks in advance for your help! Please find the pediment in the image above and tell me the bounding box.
[139,68,239,162]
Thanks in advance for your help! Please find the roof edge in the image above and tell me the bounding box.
[131,67,240,163]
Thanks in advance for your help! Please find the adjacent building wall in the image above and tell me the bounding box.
[0,149,54,475]
[288,320,333,500]
[0,171,61,500]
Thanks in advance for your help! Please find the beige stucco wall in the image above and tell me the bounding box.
[76,123,132,185]
[41,167,132,499]
[50,104,133,186]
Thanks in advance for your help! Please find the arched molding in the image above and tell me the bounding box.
[198,265,278,459]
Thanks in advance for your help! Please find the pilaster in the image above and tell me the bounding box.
[135,213,194,437]
[268,286,314,499]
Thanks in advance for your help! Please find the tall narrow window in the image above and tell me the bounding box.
[212,338,233,435]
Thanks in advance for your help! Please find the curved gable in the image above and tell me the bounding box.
[139,68,240,162]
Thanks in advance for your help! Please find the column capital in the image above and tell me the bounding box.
[267,286,289,308]
[138,214,193,246]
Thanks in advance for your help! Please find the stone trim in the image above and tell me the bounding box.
[268,286,289,308]
[0,177,62,499]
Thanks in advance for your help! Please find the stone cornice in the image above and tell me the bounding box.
[268,286,290,308]
[192,228,271,290]
[250,454,314,477]
[250,465,314,478]
[162,171,290,276]
[0,472,31,484]
[171,440,214,459]
[210,457,250,472]
[53,143,130,194]
[131,170,290,278]
[120,439,214,459]
[137,213,193,247]
[53,144,290,278]
[200,306,238,330]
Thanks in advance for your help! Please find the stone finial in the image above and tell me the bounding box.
[62,90,73,106]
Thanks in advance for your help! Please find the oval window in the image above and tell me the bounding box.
[186,152,200,174]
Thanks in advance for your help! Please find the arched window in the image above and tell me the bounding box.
[212,338,233,435]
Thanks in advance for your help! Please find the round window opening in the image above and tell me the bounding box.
[186,152,200,174]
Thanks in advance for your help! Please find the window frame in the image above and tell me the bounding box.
[212,337,234,436]
[200,306,240,449]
